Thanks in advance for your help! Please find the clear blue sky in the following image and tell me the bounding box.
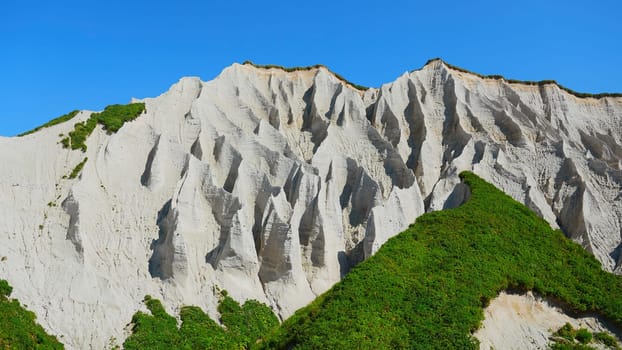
[1,0,620,136]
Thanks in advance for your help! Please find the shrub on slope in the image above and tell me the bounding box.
[123,292,278,350]
[0,280,63,349]
[60,102,145,152]
[258,172,622,349]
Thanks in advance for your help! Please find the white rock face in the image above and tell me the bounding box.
[0,60,620,348]
[474,292,621,350]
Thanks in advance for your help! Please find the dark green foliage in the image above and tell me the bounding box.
[595,332,621,349]
[258,172,622,349]
[550,323,620,349]
[68,157,88,179]
[576,328,593,344]
[556,323,578,342]
[178,306,233,349]
[550,343,595,350]
[218,292,280,348]
[61,103,145,152]
[18,110,80,137]
[93,103,146,133]
[123,296,179,349]
[62,117,97,152]
[0,280,12,297]
[0,279,63,349]
[243,61,369,91]
[423,58,622,99]
[123,292,278,349]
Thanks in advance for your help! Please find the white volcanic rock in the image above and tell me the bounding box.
[474,292,621,349]
[0,60,621,348]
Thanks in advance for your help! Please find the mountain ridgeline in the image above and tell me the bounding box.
[0,59,621,348]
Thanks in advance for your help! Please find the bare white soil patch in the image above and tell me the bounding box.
[474,291,620,350]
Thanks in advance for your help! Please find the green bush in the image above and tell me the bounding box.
[178,306,233,349]
[555,323,576,342]
[549,322,621,349]
[575,328,593,344]
[594,332,620,349]
[61,102,145,152]
[0,280,63,349]
[123,295,179,349]
[0,280,12,297]
[68,157,88,179]
[124,291,278,350]
[218,292,279,348]
[63,117,98,152]
[93,103,146,133]
[550,343,594,350]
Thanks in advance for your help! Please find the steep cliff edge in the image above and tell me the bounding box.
[0,59,620,348]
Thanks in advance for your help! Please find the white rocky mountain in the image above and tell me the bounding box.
[0,59,620,349]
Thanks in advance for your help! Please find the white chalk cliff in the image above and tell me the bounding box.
[0,59,621,348]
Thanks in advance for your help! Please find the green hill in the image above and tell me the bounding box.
[258,172,622,349]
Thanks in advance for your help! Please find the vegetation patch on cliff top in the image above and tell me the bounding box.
[424,58,622,99]
[60,102,145,152]
[242,61,369,91]
[18,110,80,137]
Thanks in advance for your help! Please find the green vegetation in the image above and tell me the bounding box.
[61,102,145,152]
[0,280,11,296]
[93,103,147,133]
[61,117,97,152]
[242,61,369,91]
[549,323,620,349]
[0,279,63,349]
[123,291,278,349]
[257,172,622,349]
[595,332,621,349]
[68,157,88,179]
[18,110,80,137]
[424,58,622,99]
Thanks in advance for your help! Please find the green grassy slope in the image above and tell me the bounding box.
[17,110,80,137]
[0,280,63,349]
[17,102,145,141]
[258,172,622,349]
